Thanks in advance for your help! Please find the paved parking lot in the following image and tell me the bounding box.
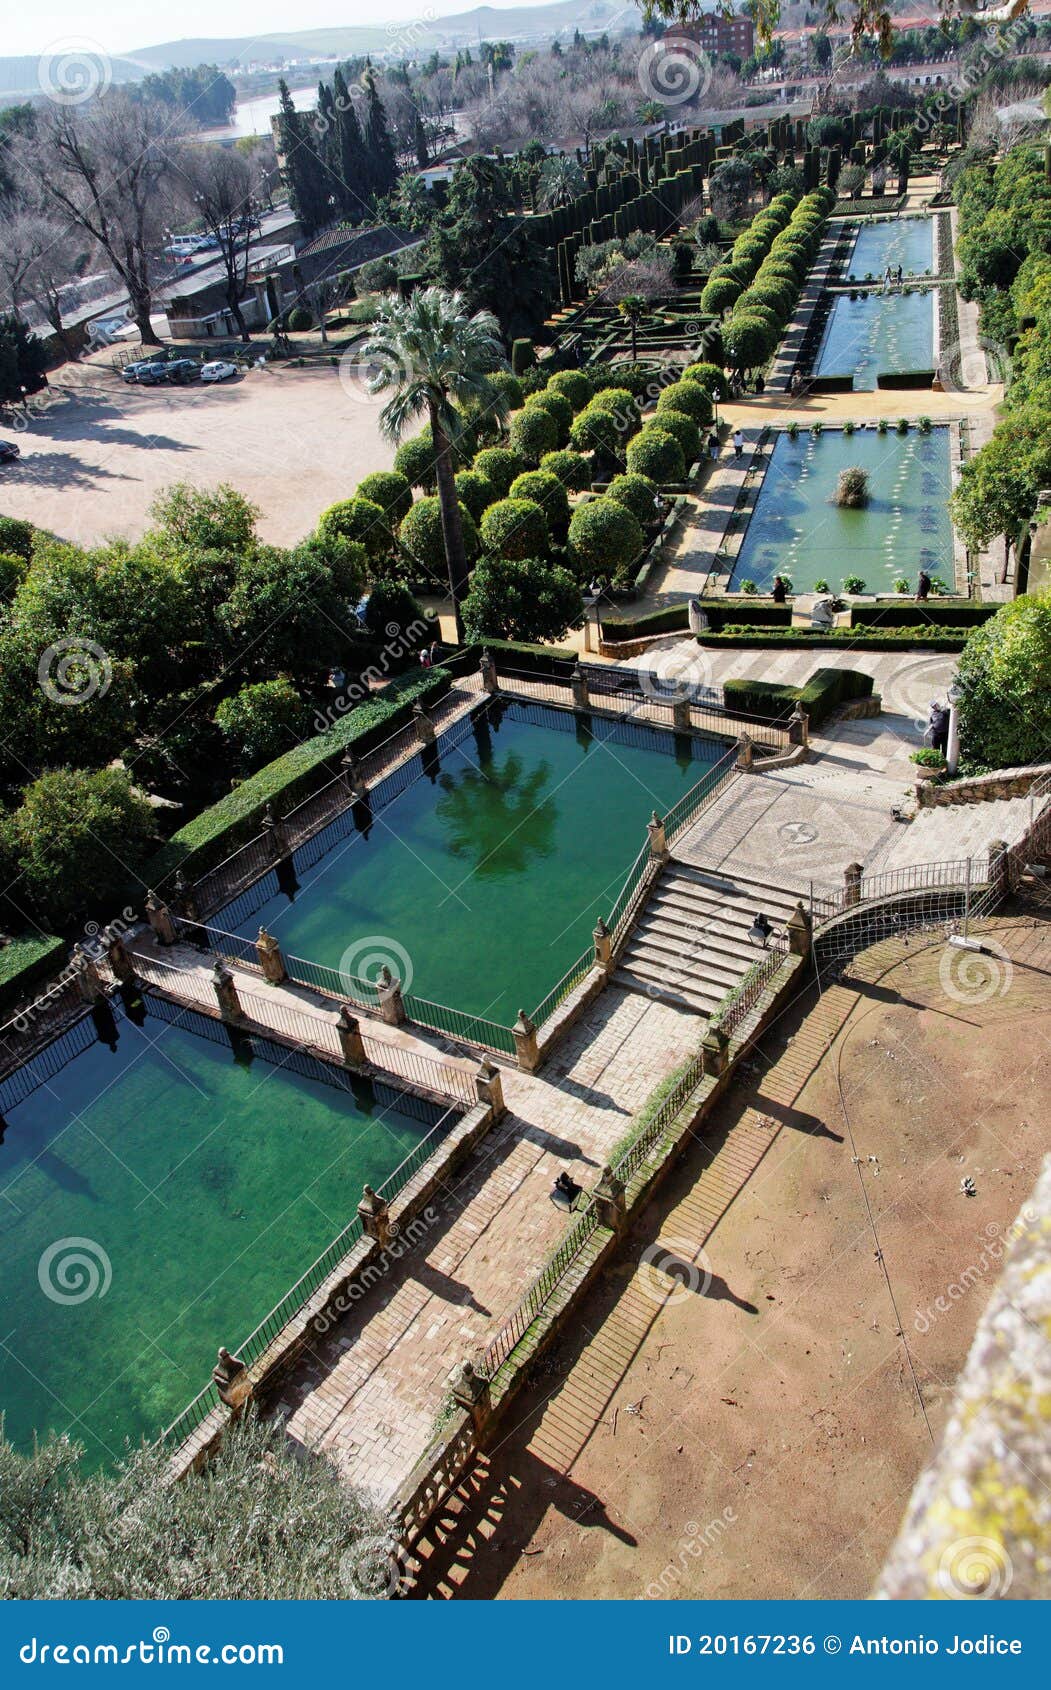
[0,356,399,549]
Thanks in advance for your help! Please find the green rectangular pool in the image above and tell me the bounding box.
[815,289,935,390]
[0,999,445,1462]
[847,216,934,278]
[225,700,726,1026]
[729,425,954,595]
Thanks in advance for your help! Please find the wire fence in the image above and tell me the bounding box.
[496,666,789,751]
[479,1199,602,1377]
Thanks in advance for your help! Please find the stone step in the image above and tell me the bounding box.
[622,928,752,989]
[666,861,806,917]
[615,965,724,1016]
[633,910,758,970]
[651,886,793,945]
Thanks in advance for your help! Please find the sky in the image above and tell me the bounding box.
[12,0,548,60]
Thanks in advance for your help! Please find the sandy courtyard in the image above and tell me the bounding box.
[0,358,398,549]
[410,911,1051,1601]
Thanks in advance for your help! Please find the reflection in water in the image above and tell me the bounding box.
[436,751,555,878]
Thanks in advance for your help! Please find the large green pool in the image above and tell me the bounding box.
[226,700,724,1025]
[815,289,935,390]
[729,426,954,595]
[847,216,934,278]
[0,1000,443,1462]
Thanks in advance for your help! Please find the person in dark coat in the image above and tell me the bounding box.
[916,569,931,601]
[771,576,787,604]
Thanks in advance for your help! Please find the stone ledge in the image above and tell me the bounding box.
[917,761,1051,809]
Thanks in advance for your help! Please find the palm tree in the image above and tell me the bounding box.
[363,287,509,641]
[618,294,646,362]
[538,153,585,210]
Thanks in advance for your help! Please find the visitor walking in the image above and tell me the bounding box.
[926,700,950,754]
[733,429,744,458]
[708,430,719,460]
[772,575,787,604]
[896,264,903,285]
[916,568,931,602]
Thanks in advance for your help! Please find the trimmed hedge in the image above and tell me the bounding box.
[601,602,792,641]
[146,669,454,889]
[850,602,994,629]
[0,934,67,1019]
[474,637,579,679]
[700,628,973,651]
[724,667,874,729]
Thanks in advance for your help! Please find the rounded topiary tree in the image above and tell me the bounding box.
[723,314,776,375]
[682,361,730,403]
[509,405,557,465]
[956,594,1051,770]
[625,426,686,485]
[568,497,644,582]
[701,274,743,316]
[525,388,573,444]
[540,448,593,491]
[462,555,584,645]
[483,369,524,412]
[586,385,636,417]
[393,431,438,491]
[646,408,700,463]
[656,381,712,427]
[316,496,390,566]
[455,468,498,521]
[509,470,571,531]
[400,495,479,578]
[473,446,525,497]
[545,369,592,410]
[569,405,627,470]
[363,578,427,641]
[356,470,413,530]
[479,496,549,561]
[606,471,660,527]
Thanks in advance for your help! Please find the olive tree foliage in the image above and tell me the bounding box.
[0,1414,394,1600]
[15,92,188,345]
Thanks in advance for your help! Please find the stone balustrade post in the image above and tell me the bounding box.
[593,916,613,974]
[786,901,812,958]
[261,802,288,859]
[413,703,436,745]
[672,696,691,733]
[988,838,1010,905]
[647,810,669,861]
[357,1184,393,1248]
[844,862,864,909]
[593,1163,627,1233]
[173,871,200,924]
[376,965,406,1026]
[788,706,810,750]
[255,926,288,984]
[570,664,589,711]
[450,1360,492,1434]
[736,732,754,771]
[513,1009,540,1073]
[212,1346,251,1412]
[107,935,136,985]
[474,1058,505,1116]
[145,891,177,946]
[211,961,244,1023]
[337,1004,367,1067]
[341,751,367,799]
[701,1024,730,1077]
[479,649,498,694]
[71,944,105,1003]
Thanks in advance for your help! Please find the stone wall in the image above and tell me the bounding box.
[917,761,1051,809]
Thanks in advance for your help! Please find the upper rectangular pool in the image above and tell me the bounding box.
[847,216,934,279]
[815,289,935,391]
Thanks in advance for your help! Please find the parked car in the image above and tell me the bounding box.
[134,361,174,385]
[0,439,20,464]
[200,360,239,383]
[122,358,158,382]
[165,359,201,384]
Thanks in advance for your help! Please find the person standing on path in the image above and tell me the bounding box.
[733,429,744,458]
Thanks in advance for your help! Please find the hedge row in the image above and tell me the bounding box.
[600,601,792,641]
[0,934,67,1020]
[700,628,973,651]
[147,668,454,890]
[724,667,874,729]
[849,602,993,629]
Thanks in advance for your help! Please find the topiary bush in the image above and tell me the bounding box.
[606,472,660,527]
[473,446,525,497]
[545,369,592,410]
[508,470,570,531]
[316,496,390,566]
[585,386,637,419]
[509,405,557,465]
[511,338,535,375]
[956,594,1051,769]
[682,361,730,402]
[287,305,313,331]
[393,431,439,491]
[524,387,573,445]
[569,405,627,468]
[655,380,713,427]
[0,515,35,563]
[399,496,479,575]
[455,468,499,521]
[700,274,742,315]
[355,470,413,529]
[626,426,686,485]
[540,449,593,491]
[568,497,644,581]
[479,496,549,562]
[645,408,699,463]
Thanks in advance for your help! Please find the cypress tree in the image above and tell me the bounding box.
[276,79,330,236]
[332,66,369,223]
[363,69,398,199]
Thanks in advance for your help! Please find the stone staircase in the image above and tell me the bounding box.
[615,862,806,1018]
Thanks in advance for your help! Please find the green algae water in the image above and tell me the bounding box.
[229,701,724,1025]
[815,288,935,390]
[848,216,934,278]
[0,1000,440,1462]
[730,425,953,595]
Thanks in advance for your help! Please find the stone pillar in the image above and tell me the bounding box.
[513,1009,540,1073]
[357,1184,393,1248]
[376,965,406,1026]
[788,706,810,750]
[341,751,367,799]
[212,961,244,1023]
[173,871,200,924]
[947,696,961,777]
[212,1346,251,1411]
[479,650,498,694]
[145,891,177,946]
[593,1163,627,1233]
[450,1360,492,1433]
[261,803,288,860]
[647,810,668,861]
[786,901,812,958]
[474,1058,505,1116]
[255,926,287,984]
[107,935,136,985]
[672,695,691,733]
[570,664,589,711]
[413,703,436,745]
[988,838,1010,905]
[701,1023,730,1077]
[844,862,864,909]
[337,1004,367,1067]
[593,916,613,974]
[71,944,105,1003]
[736,732,754,771]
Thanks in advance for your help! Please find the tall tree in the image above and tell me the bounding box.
[332,67,370,222]
[17,92,185,346]
[176,147,261,341]
[276,79,330,237]
[363,287,508,639]
[363,70,398,200]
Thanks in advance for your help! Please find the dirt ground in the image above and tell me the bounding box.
[411,910,1051,1601]
[0,356,397,549]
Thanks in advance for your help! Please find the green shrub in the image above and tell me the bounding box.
[0,933,66,1017]
[215,678,311,772]
[462,555,583,645]
[474,446,524,497]
[0,515,35,563]
[545,369,592,410]
[362,578,428,641]
[655,380,712,427]
[316,496,390,564]
[700,274,742,315]
[842,574,866,594]
[455,468,498,521]
[723,314,776,371]
[400,496,479,573]
[896,417,910,434]
[483,369,524,411]
[681,361,729,402]
[586,386,636,417]
[911,747,946,769]
[355,470,413,529]
[539,448,592,491]
[605,472,660,527]
[479,496,549,561]
[511,337,535,374]
[509,405,557,464]
[645,408,699,462]
[569,405,627,465]
[508,470,570,529]
[626,426,686,484]
[956,594,1051,769]
[568,497,644,580]
[0,551,27,598]
[287,305,313,331]
[724,667,873,729]
[525,388,573,444]
[393,431,438,490]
